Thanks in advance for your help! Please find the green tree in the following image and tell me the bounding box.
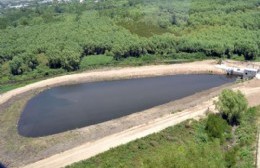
[9,56,24,75]
[215,89,248,125]
[47,50,62,69]
[21,53,39,70]
[60,50,81,71]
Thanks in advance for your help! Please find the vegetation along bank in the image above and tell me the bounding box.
[0,0,259,88]
[68,90,260,168]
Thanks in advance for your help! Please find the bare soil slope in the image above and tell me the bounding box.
[0,60,223,106]
[0,60,259,167]
[22,80,260,168]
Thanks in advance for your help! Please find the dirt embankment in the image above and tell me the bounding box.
[0,60,259,168]
[22,79,260,168]
[224,60,260,69]
[0,60,223,106]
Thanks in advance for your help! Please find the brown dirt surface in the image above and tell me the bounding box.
[0,60,223,106]
[233,79,260,106]
[0,60,259,168]
[224,60,260,70]
[22,79,260,168]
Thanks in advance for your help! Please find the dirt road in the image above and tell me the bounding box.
[0,60,229,167]
[0,60,259,167]
[22,99,217,168]
[22,80,260,168]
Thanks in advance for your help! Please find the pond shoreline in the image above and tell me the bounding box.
[0,60,223,108]
[19,74,234,137]
[0,60,229,167]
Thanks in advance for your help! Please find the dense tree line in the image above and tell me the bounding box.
[0,0,259,83]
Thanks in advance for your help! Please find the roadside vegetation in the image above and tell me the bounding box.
[68,90,259,168]
[0,0,259,90]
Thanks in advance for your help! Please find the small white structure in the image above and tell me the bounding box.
[216,64,260,79]
[243,68,259,78]
[256,73,260,79]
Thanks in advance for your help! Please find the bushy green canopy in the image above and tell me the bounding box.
[0,0,259,83]
[215,89,248,125]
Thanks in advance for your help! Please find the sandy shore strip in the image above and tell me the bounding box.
[1,60,259,167]
[22,98,217,168]
[0,60,223,107]
[22,81,260,168]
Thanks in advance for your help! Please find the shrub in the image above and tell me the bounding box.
[205,114,231,142]
[215,89,248,125]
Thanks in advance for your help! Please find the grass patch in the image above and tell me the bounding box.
[231,55,246,61]
[254,57,260,62]
[0,84,24,94]
[0,78,42,94]
[234,107,259,167]
[116,55,197,66]
[68,107,259,168]
[80,55,114,69]
[117,55,160,66]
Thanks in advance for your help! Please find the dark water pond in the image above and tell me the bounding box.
[18,74,235,137]
[0,163,6,168]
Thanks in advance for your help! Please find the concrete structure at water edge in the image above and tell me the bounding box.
[256,73,260,80]
[216,64,260,79]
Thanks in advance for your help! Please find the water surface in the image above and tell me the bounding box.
[18,74,235,137]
